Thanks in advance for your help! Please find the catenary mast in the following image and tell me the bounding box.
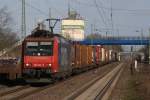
[21,0,26,39]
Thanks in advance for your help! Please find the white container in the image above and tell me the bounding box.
[109,50,112,61]
[101,48,105,62]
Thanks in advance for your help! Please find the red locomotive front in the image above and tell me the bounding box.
[22,37,59,80]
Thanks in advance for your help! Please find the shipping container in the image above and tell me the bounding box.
[73,44,81,68]
[94,46,102,64]
[72,44,94,69]
[87,46,93,65]
[81,45,88,66]
[105,49,109,62]
[101,47,105,62]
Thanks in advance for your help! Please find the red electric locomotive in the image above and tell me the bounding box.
[22,30,72,81]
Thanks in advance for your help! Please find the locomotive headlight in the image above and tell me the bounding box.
[26,63,30,66]
[38,53,41,56]
[48,64,51,66]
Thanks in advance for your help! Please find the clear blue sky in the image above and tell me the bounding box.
[1,0,150,38]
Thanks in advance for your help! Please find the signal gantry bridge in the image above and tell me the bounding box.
[80,36,150,45]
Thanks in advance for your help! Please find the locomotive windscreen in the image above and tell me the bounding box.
[25,41,53,56]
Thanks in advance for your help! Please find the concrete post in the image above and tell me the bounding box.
[148,28,150,64]
[118,52,121,61]
[149,43,150,64]
[109,50,112,61]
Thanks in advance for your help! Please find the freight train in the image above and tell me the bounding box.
[21,29,118,82]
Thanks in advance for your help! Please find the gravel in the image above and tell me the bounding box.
[23,62,119,100]
[109,62,150,100]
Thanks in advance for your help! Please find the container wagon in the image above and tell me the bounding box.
[21,29,118,82]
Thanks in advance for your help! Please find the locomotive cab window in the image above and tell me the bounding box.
[39,42,53,56]
[25,42,38,56]
[25,41,53,56]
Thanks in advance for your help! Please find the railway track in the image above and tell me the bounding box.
[0,85,45,100]
[0,62,119,100]
[0,85,7,90]
[0,85,30,97]
[63,63,124,100]
[0,78,79,100]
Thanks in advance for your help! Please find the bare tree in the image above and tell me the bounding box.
[0,6,18,50]
[0,6,12,32]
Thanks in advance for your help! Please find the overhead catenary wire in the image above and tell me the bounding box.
[97,0,112,35]
[94,0,108,30]
[17,0,150,35]
[97,0,110,27]
[73,0,150,14]
[44,0,66,18]
[18,0,64,33]
[110,0,114,37]
[18,0,48,17]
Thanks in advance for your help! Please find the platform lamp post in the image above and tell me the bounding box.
[131,46,133,64]
[135,29,144,62]
[91,24,93,45]
[148,28,150,64]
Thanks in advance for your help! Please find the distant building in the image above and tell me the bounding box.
[61,11,85,41]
